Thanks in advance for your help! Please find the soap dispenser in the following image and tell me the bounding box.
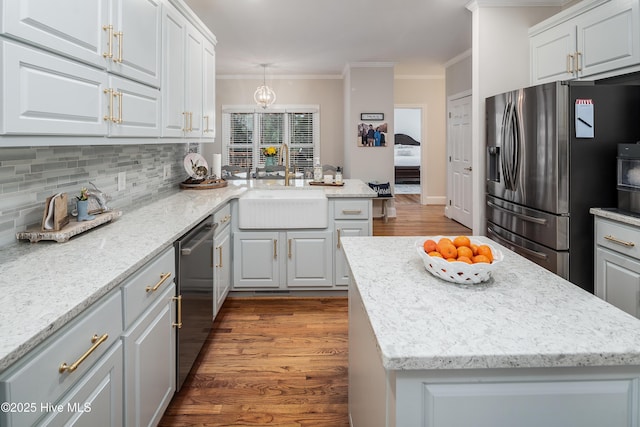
[335,166,343,184]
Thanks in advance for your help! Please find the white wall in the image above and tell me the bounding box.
[468,3,560,233]
[395,108,421,141]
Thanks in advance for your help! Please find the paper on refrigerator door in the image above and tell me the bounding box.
[575,99,594,138]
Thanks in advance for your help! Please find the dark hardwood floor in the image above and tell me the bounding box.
[159,197,469,426]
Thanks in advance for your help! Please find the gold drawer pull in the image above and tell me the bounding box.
[59,333,108,373]
[102,25,113,59]
[216,245,223,268]
[172,295,182,328]
[146,272,172,292]
[604,235,635,248]
[288,239,292,259]
[115,31,123,63]
[273,239,278,259]
[337,228,341,249]
[342,209,362,215]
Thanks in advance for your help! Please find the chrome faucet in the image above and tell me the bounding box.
[279,143,295,186]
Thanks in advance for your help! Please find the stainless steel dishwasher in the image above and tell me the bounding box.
[174,215,216,391]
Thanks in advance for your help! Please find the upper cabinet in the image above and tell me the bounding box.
[0,0,162,88]
[530,0,640,85]
[162,1,216,139]
[0,0,215,144]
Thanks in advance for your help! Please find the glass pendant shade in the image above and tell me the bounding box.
[254,64,276,109]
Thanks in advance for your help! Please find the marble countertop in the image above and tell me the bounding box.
[0,179,375,373]
[590,207,640,227]
[341,236,640,371]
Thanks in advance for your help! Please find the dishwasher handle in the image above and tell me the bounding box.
[181,223,217,256]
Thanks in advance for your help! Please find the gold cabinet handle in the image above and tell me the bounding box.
[59,333,108,373]
[115,31,123,63]
[342,209,362,215]
[115,90,123,124]
[273,239,278,259]
[204,115,210,132]
[145,272,171,293]
[575,51,582,72]
[190,112,194,132]
[604,235,635,248]
[172,295,182,328]
[566,53,574,74]
[288,239,292,259]
[102,25,113,59]
[182,112,188,131]
[337,228,341,249]
[216,245,223,268]
[103,88,114,122]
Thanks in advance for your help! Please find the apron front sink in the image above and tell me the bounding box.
[238,189,328,229]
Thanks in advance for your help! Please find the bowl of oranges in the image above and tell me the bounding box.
[415,236,503,284]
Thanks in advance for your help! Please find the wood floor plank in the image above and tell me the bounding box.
[159,202,468,426]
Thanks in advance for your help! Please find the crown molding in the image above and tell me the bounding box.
[444,49,472,68]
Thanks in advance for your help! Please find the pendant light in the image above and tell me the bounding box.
[254,64,276,109]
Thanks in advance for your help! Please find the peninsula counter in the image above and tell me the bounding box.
[342,236,640,427]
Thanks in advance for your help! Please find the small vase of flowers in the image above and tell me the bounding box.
[262,146,278,166]
[76,187,95,221]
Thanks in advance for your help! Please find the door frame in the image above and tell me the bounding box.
[394,104,426,205]
[445,90,473,226]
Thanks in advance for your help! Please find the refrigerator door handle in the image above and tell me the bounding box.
[487,226,549,260]
[487,200,548,225]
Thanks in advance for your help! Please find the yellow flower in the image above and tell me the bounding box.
[262,146,278,157]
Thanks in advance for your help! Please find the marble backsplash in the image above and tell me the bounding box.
[0,143,195,248]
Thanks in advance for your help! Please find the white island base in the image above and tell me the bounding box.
[344,236,640,427]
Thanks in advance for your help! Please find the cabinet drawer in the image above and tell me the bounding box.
[595,218,640,259]
[214,203,232,231]
[333,199,370,220]
[122,247,175,329]
[0,290,122,427]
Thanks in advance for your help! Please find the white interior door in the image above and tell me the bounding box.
[447,94,473,228]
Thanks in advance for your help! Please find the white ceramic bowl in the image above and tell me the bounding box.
[414,237,503,284]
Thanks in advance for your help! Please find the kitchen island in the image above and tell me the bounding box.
[342,236,640,427]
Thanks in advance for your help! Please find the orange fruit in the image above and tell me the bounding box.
[453,236,471,248]
[423,239,437,253]
[476,245,494,262]
[472,254,491,264]
[457,256,472,264]
[438,244,458,259]
[470,244,479,256]
[428,251,443,258]
[446,258,458,262]
[456,246,473,259]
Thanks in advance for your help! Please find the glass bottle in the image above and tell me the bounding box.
[313,157,323,182]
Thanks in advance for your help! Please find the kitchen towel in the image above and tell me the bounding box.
[212,153,222,179]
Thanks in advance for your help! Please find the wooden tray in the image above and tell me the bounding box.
[16,210,123,243]
[179,178,228,190]
[308,181,345,187]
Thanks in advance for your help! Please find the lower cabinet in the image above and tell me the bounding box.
[122,281,176,427]
[334,220,370,286]
[594,216,640,319]
[233,230,333,290]
[214,223,231,313]
[39,341,124,427]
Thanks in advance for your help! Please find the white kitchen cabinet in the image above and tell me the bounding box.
[286,231,333,288]
[233,231,281,289]
[594,216,640,318]
[0,0,162,88]
[0,39,109,135]
[530,0,640,84]
[122,282,176,427]
[0,290,123,426]
[38,341,124,427]
[334,220,370,286]
[214,204,232,315]
[108,0,162,88]
[233,230,333,290]
[162,1,216,139]
[106,74,161,137]
[0,0,109,70]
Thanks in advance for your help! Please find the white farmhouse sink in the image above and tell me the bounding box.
[238,189,328,229]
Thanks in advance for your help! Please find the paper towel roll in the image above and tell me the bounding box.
[212,154,222,179]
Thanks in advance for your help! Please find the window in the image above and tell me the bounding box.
[222,106,319,173]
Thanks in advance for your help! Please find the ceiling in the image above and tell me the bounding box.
[184,0,568,77]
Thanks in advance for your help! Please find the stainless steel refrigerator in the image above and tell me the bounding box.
[485,80,640,293]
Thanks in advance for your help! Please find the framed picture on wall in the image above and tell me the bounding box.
[361,113,384,121]
[357,122,388,147]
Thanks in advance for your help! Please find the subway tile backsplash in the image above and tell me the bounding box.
[0,144,192,247]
